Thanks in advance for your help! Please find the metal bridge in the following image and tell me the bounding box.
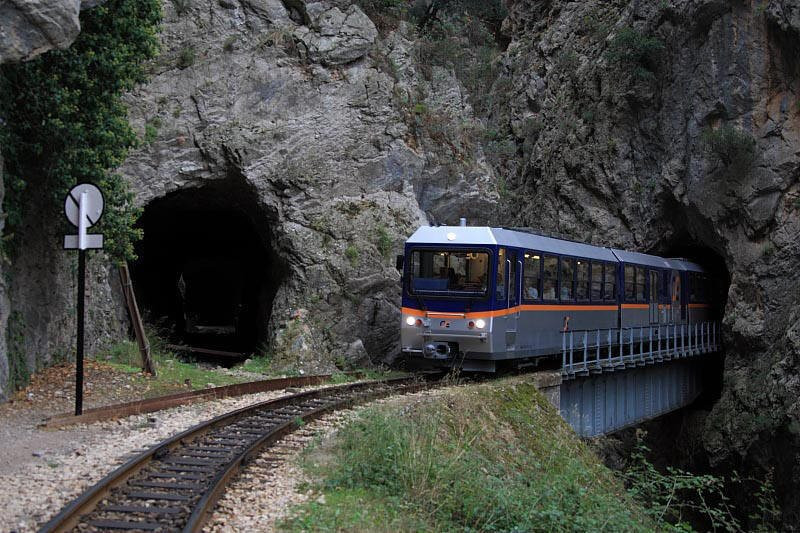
[556,322,720,437]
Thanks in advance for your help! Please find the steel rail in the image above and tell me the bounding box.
[38,376,429,533]
[41,372,373,429]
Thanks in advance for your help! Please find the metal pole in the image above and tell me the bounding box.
[75,248,86,416]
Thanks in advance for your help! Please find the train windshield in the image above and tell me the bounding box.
[408,249,489,297]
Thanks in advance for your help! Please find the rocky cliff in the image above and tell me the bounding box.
[117,0,498,371]
[0,0,103,63]
[491,0,800,521]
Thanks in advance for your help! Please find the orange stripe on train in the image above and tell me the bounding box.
[401,304,619,319]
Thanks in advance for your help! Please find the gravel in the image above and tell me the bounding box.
[0,385,330,532]
[205,387,454,532]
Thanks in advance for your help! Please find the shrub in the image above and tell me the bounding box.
[605,26,664,79]
[375,225,392,259]
[624,441,780,531]
[345,244,359,266]
[412,1,506,115]
[702,125,757,172]
[171,0,191,15]
[177,45,196,69]
[222,35,236,53]
[144,117,161,144]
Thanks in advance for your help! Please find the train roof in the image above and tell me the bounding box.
[610,249,671,268]
[664,258,706,273]
[405,226,617,261]
[406,226,709,273]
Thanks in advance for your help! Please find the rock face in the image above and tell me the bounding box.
[118,0,497,371]
[492,0,800,522]
[0,0,102,63]
[0,0,116,402]
[294,3,378,65]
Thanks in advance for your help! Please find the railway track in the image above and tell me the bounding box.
[39,375,433,532]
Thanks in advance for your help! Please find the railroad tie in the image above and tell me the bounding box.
[98,504,183,515]
[125,491,194,501]
[88,519,163,530]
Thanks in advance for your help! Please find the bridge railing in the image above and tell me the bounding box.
[561,322,720,379]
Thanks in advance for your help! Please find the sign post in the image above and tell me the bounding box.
[63,184,104,415]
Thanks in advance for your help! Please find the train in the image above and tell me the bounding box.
[399,225,717,372]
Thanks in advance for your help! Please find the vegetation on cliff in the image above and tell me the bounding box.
[0,0,162,261]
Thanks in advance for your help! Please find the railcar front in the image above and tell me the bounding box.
[400,226,502,371]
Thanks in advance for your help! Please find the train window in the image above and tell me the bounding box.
[496,248,506,301]
[649,270,659,304]
[590,262,603,301]
[560,257,575,301]
[624,265,635,300]
[408,249,490,297]
[542,255,558,300]
[604,263,616,301]
[508,251,518,306]
[635,266,646,301]
[576,260,589,301]
[522,252,541,301]
[689,273,697,302]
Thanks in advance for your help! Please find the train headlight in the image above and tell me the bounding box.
[405,316,416,326]
[474,319,486,329]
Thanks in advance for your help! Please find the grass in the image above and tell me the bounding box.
[99,340,247,396]
[281,378,656,532]
[96,337,401,398]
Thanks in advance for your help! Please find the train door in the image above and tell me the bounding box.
[506,250,518,350]
[649,270,659,324]
[670,270,682,324]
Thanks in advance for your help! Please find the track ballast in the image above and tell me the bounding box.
[39,376,431,532]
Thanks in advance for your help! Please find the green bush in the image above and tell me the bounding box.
[605,26,664,80]
[375,225,393,259]
[0,0,161,261]
[144,119,160,144]
[345,244,359,266]
[702,125,757,172]
[624,441,780,531]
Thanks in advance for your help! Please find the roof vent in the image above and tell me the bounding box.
[459,217,467,227]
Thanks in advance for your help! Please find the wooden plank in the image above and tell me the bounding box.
[118,263,156,376]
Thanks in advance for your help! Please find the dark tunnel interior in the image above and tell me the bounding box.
[130,181,283,355]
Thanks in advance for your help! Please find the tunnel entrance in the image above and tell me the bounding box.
[131,180,283,356]
[652,230,731,408]
[657,234,731,321]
